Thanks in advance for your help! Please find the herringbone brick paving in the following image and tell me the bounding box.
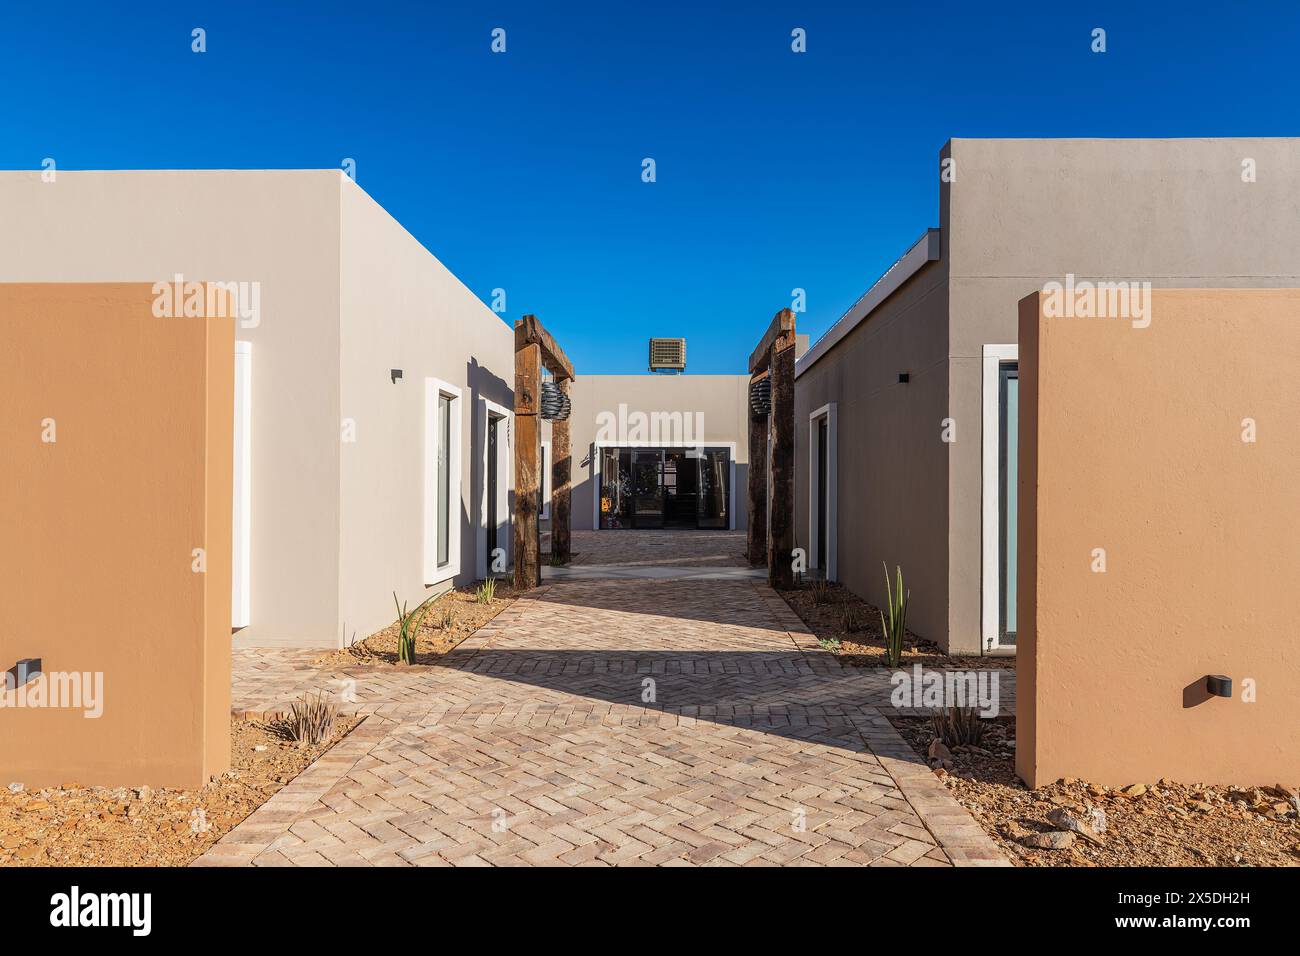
[203,534,1008,867]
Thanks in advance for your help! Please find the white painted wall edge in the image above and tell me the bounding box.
[232,341,252,629]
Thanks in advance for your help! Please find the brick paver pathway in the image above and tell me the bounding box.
[200,534,1008,867]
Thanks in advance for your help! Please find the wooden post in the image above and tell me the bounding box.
[767,309,797,590]
[551,378,572,565]
[748,309,796,587]
[514,330,541,590]
[747,392,768,567]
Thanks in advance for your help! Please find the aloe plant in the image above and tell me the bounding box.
[393,592,435,665]
[476,576,497,604]
[287,691,337,747]
[880,563,909,667]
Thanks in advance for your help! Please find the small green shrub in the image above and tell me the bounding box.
[879,563,909,667]
[286,691,336,747]
[476,577,497,604]
[393,592,435,665]
[817,636,842,652]
[931,706,986,748]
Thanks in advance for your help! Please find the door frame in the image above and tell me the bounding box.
[981,344,1018,652]
[808,403,837,581]
[476,396,512,579]
[592,440,737,531]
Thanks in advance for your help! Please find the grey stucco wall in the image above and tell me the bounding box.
[794,260,951,645]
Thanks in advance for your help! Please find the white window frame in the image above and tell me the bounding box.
[540,440,553,519]
[425,377,463,585]
[981,344,1018,652]
[477,397,512,579]
[591,440,737,531]
[232,341,252,629]
[808,403,837,581]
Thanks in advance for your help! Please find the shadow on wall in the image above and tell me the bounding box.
[465,357,514,580]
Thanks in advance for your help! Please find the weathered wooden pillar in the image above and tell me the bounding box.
[514,326,541,590]
[768,334,796,589]
[551,378,572,565]
[747,386,768,567]
[748,308,797,587]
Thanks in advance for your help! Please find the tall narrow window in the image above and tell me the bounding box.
[425,378,462,584]
[437,394,451,568]
[808,404,837,581]
[998,364,1019,645]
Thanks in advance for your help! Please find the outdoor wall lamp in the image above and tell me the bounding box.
[390,368,403,383]
[898,372,910,384]
[15,658,41,687]
[1205,674,1232,698]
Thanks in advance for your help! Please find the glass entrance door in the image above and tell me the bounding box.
[600,447,730,529]
[663,450,699,528]
[698,448,729,529]
[631,449,664,529]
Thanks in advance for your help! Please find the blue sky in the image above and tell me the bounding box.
[2,1,1296,372]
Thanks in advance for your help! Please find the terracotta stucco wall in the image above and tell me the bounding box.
[0,284,232,787]
[1017,288,1300,789]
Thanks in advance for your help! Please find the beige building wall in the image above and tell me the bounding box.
[0,284,232,787]
[1017,289,1300,788]
[338,182,514,643]
[544,374,750,531]
[0,170,342,647]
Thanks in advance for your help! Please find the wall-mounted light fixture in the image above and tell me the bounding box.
[898,372,910,384]
[390,369,403,384]
[1205,674,1232,698]
[15,658,41,687]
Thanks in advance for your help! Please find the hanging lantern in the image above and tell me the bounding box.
[749,376,771,417]
[540,380,571,420]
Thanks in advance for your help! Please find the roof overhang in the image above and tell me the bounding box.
[795,228,941,379]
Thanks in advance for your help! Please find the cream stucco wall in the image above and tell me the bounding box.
[0,170,513,649]
[0,170,342,647]
[338,180,514,644]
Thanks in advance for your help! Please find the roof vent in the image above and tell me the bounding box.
[649,337,686,373]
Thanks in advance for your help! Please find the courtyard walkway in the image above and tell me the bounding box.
[199,531,1007,867]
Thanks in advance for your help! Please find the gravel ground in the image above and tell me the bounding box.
[315,580,517,667]
[891,716,1300,867]
[780,581,1015,669]
[0,716,361,867]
